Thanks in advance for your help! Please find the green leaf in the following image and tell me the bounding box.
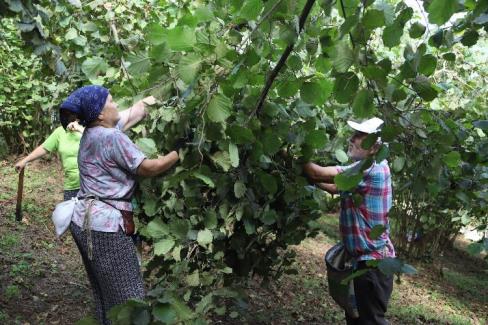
[332,41,355,73]
[172,299,193,321]
[149,43,170,64]
[107,304,132,323]
[81,57,108,80]
[409,22,426,38]
[370,224,386,240]
[418,54,437,77]
[234,181,247,199]
[178,53,202,83]
[363,9,385,29]
[153,304,177,323]
[73,36,87,47]
[336,0,360,18]
[204,210,218,229]
[278,81,300,98]
[135,138,157,157]
[412,76,439,101]
[211,151,232,172]
[259,173,277,195]
[305,130,327,149]
[261,210,277,225]
[65,27,78,40]
[340,14,359,38]
[146,219,169,239]
[361,134,379,150]
[244,219,255,234]
[229,143,239,167]
[300,80,333,106]
[169,219,190,240]
[186,271,200,287]
[315,57,332,73]
[392,156,406,172]
[397,7,414,26]
[377,258,403,275]
[352,89,375,118]
[401,263,417,275]
[206,94,232,123]
[335,149,349,163]
[287,55,302,71]
[429,30,444,48]
[333,72,359,104]
[461,29,479,47]
[143,198,158,217]
[466,243,484,256]
[334,172,363,191]
[443,151,461,168]
[427,0,458,25]
[193,172,215,188]
[382,23,403,48]
[228,125,255,144]
[197,229,213,246]
[154,238,175,255]
[146,23,166,45]
[166,27,196,51]
[362,65,387,85]
[262,132,282,155]
[340,269,370,284]
[240,0,263,21]
[442,52,456,61]
[375,144,389,162]
[456,191,470,204]
[195,7,214,23]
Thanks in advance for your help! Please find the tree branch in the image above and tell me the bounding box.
[250,0,317,119]
[340,0,356,48]
[236,0,285,53]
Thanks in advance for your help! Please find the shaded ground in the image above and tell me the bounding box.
[0,158,92,324]
[0,158,486,324]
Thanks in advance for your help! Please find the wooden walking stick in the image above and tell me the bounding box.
[15,167,25,222]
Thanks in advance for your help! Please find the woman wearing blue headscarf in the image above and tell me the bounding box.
[60,85,181,324]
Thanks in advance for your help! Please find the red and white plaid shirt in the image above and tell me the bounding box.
[336,160,395,261]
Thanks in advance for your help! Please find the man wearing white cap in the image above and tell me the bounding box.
[304,117,395,325]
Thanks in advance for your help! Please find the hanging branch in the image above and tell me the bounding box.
[250,0,317,119]
[110,21,137,94]
[340,0,356,48]
[236,0,285,53]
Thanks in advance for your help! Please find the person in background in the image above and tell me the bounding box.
[59,85,181,324]
[14,111,84,200]
[303,117,395,325]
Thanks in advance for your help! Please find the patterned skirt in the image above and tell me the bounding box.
[69,222,145,325]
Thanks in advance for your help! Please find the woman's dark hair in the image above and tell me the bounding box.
[59,109,79,130]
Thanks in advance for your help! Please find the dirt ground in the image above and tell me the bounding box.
[0,158,487,324]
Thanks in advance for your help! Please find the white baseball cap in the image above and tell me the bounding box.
[347,117,384,134]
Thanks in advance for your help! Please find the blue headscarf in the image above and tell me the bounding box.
[60,85,109,126]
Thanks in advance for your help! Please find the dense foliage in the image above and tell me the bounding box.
[0,19,70,154]
[1,0,487,323]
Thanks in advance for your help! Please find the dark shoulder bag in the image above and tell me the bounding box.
[324,243,359,318]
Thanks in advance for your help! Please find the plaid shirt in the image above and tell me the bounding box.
[336,160,395,261]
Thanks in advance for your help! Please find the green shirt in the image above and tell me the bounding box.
[42,126,81,190]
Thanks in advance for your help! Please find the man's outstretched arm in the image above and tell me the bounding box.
[316,182,338,194]
[303,162,339,184]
